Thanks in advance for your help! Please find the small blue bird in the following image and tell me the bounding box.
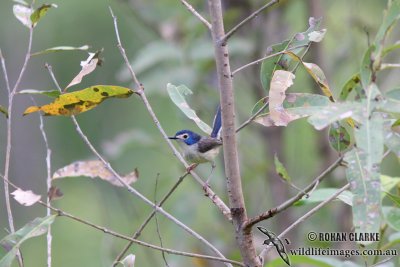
[169,106,222,182]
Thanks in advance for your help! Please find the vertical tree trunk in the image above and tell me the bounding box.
[207,1,261,266]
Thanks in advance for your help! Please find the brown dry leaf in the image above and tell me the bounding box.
[65,50,102,90]
[11,188,41,206]
[48,186,63,201]
[269,70,297,126]
[52,160,138,187]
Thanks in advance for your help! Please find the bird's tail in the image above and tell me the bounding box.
[211,105,222,138]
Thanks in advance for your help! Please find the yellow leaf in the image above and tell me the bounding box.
[284,51,334,101]
[23,85,133,116]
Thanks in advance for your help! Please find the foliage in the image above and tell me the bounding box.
[0,0,400,266]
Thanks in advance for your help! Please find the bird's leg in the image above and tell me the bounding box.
[203,161,216,189]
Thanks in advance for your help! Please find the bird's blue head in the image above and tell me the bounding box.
[168,130,201,146]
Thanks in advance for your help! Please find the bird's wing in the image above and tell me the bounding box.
[197,137,222,153]
[211,105,222,138]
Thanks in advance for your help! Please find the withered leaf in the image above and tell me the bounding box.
[11,188,41,206]
[48,186,63,201]
[52,160,138,187]
[65,50,103,90]
[269,70,297,126]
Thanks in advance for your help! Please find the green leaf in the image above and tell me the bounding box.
[19,89,61,98]
[383,206,400,231]
[307,102,363,130]
[383,120,400,157]
[260,40,290,91]
[251,97,269,116]
[274,154,291,182]
[31,45,90,56]
[23,85,133,116]
[375,0,400,55]
[386,88,400,99]
[260,17,323,91]
[0,105,8,118]
[360,45,374,89]
[284,51,334,101]
[388,231,400,242]
[379,96,400,114]
[383,41,400,57]
[30,4,57,27]
[344,112,384,245]
[295,188,353,206]
[381,175,400,194]
[254,93,331,127]
[384,191,400,206]
[0,215,56,266]
[166,83,212,135]
[328,122,351,152]
[339,73,362,101]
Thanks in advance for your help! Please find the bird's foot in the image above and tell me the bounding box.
[186,163,198,173]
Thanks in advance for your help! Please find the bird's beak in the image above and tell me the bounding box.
[168,136,178,140]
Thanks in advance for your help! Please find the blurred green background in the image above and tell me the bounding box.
[0,0,399,266]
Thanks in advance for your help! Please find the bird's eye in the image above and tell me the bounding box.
[182,134,188,139]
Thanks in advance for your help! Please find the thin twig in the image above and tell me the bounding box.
[380,63,400,70]
[245,157,343,229]
[35,98,53,267]
[113,169,192,265]
[2,24,33,267]
[221,0,279,44]
[180,0,211,30]
[154,174,170,267]
[0,174,244,267]
[0,49,11,93]
[45,63,230,265]
[236,99,269,133]
[231,44,307,76]
[11,26,33,95]
[259,183,350,262]
[109,7,232,221]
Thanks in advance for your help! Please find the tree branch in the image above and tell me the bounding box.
[109,7,232,221]
[0,174,244,267]
[208,1,261,266]
[258,183,350,263]
[231,44,307,76]
[180,0,211,30]
[220,0,279,44]
[236,100,269,133]
[245,157,343,229]
[45,62,231,265]
[112,168,192,265]
[37,101,53,267]
[2,24,34,267]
